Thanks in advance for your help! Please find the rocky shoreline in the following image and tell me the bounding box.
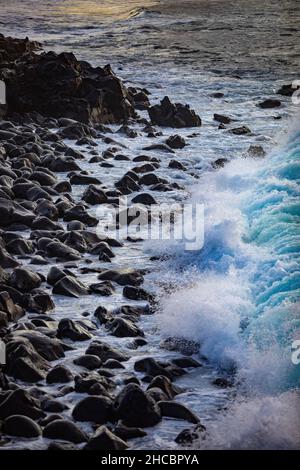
[0,34,294,450]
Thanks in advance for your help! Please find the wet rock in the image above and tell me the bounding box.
[102,359,125,369]
[63,205,98,226]
[148,96,201,128]
[131,193,157,205]
[53,276,89,297]
[0,290,24,322]
[168,159,186,170]
[147,376,182,399]
[171,357,202,368]
[72,395,114,424]
[41,399,68,413]
[48,442,77,450]
[140,173,161,185]
[46,365,73,384]
[90,242,115,260]
[86,340,129,363]
[277,83,300,96]
[166,134,186,149]
[107,318,144,338]
[143,143,174,153]
[160,337,200,355]
[74,373,114,396]
[32,216,63,231]
[90,281,115,296]
[0,389,45,420]
[73,354,102,370]
[3,414,42,438]
[57,318,92,341]
[11,330,65,361]
[70,173,101,185]
[84,426,128,450]
[229,126,251,135]
[213,377,234,388]
[97,269,143,287]
[0,198,35,228]
[135,357,184,380]
[94,305,113,325]
[26,289,55,313]
[213,113,232,124]
[3,45,135,124]
[9,267,42,293]
[44,239,81,261]
[82,185,107,205]
[114,383,161,428]
[258,99,281,109]
[115,174,139,194]
[247,145,266,157]
[175,423,206,444]
[113,421,147,440]
[212,158,228,169]
[123,285,154,303]
[158,401,199,423]
[43,419,88,444]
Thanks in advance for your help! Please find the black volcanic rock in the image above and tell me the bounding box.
[0,35,136,124]
[148,96,201,128]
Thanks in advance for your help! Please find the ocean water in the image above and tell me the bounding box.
[0,0,299,450]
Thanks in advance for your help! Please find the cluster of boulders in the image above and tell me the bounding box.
[0,35,207,448]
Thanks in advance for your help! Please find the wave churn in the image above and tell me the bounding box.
[156,117,300,449]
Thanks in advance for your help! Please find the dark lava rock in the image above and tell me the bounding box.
[43,419,88,444]
[113,421,147,440]
[86,340,129,363]
[9,267,42,293]
[175,423,206,444]
[123,285,154,303]
[213,113,232,124]
[41,399,68,413]
[73,354,102,370]
[84,426,128,450]
[0,389,45,420]
[147,376,182,399]
[258,99,281,109]
[0,198,35,228]
[72,395,114,424]
[158,401,199,423]
[131,193,157,205]
[229,126,251,135]
[166,134,186,149]
[114,383,161,428]
[168,159,186,170]
[2,41,135,124]
[212,158,228,169]
[148,96,201,128]
[102,359,125,369]
[107,318,144,338]
[171,357,202,368]
[82,185,107,205]
[3,414,42,438]
[57,318,91,341]
[46,365,73,384]
[97,269,143,287]
[53,275,89,297]
[277,83,300,96]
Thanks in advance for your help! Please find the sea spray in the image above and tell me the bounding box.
[152,117,300,448]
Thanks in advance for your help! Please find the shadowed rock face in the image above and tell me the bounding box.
[0,35,136,124]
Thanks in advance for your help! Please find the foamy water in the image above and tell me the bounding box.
[156,119,300,448]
